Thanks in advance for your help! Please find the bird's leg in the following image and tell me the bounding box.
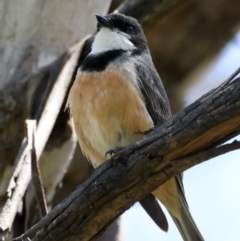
[105,146,130,167]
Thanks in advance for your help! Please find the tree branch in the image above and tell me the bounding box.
[14,69,240,241]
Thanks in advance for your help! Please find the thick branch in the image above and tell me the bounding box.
[14,71,240,241]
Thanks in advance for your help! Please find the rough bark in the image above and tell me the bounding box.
[14,72,240,241]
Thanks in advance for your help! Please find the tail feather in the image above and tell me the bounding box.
[153,176,204,241]
[139,194,169,232]
[170,193,204,241]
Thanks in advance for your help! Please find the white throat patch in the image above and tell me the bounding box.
[90,27,135,55]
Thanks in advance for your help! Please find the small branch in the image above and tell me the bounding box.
[0,36,90,241]
[13,69,240,241]
[211,67,240,95]
[224,67,240,84]
[26,120,47,217]
[166,140,240,175]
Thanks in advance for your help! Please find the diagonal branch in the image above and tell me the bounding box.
[14,69,240,241]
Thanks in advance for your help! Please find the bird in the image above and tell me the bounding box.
[67,13,204,241]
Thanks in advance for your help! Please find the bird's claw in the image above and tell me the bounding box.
[135,128,153,135]
[105,147,129,167]
[105,147,123,158]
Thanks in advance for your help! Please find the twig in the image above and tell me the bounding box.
[26,120,48,217]
[211,67,240,95]
[0,36,90,241]
[224,67,240,85]
[167,140,240,175]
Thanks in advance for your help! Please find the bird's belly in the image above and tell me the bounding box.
[68,67,181,218]
[68,67,153,167]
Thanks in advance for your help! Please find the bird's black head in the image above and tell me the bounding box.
[90,13,148,56]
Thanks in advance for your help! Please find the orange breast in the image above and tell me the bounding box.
[67,65,181,219]
[67,66,153,167]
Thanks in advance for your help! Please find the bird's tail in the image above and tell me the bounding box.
[153,177,204,241]
[170,193,204,241]
[139,194,168,232]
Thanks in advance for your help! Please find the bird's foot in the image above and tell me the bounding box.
[105,147,128,167]
[105,147,123,158]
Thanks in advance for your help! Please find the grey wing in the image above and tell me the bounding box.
[134,59,171,125]
[135,56,205,241]
[135,55,187,202]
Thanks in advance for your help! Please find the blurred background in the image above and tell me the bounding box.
[0,0,240,240]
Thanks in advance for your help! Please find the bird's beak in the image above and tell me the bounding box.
[95,14,111,29]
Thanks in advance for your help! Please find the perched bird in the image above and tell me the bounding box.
[67,13,204,241]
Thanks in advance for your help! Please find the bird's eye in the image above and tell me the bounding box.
[126,25,134,34]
